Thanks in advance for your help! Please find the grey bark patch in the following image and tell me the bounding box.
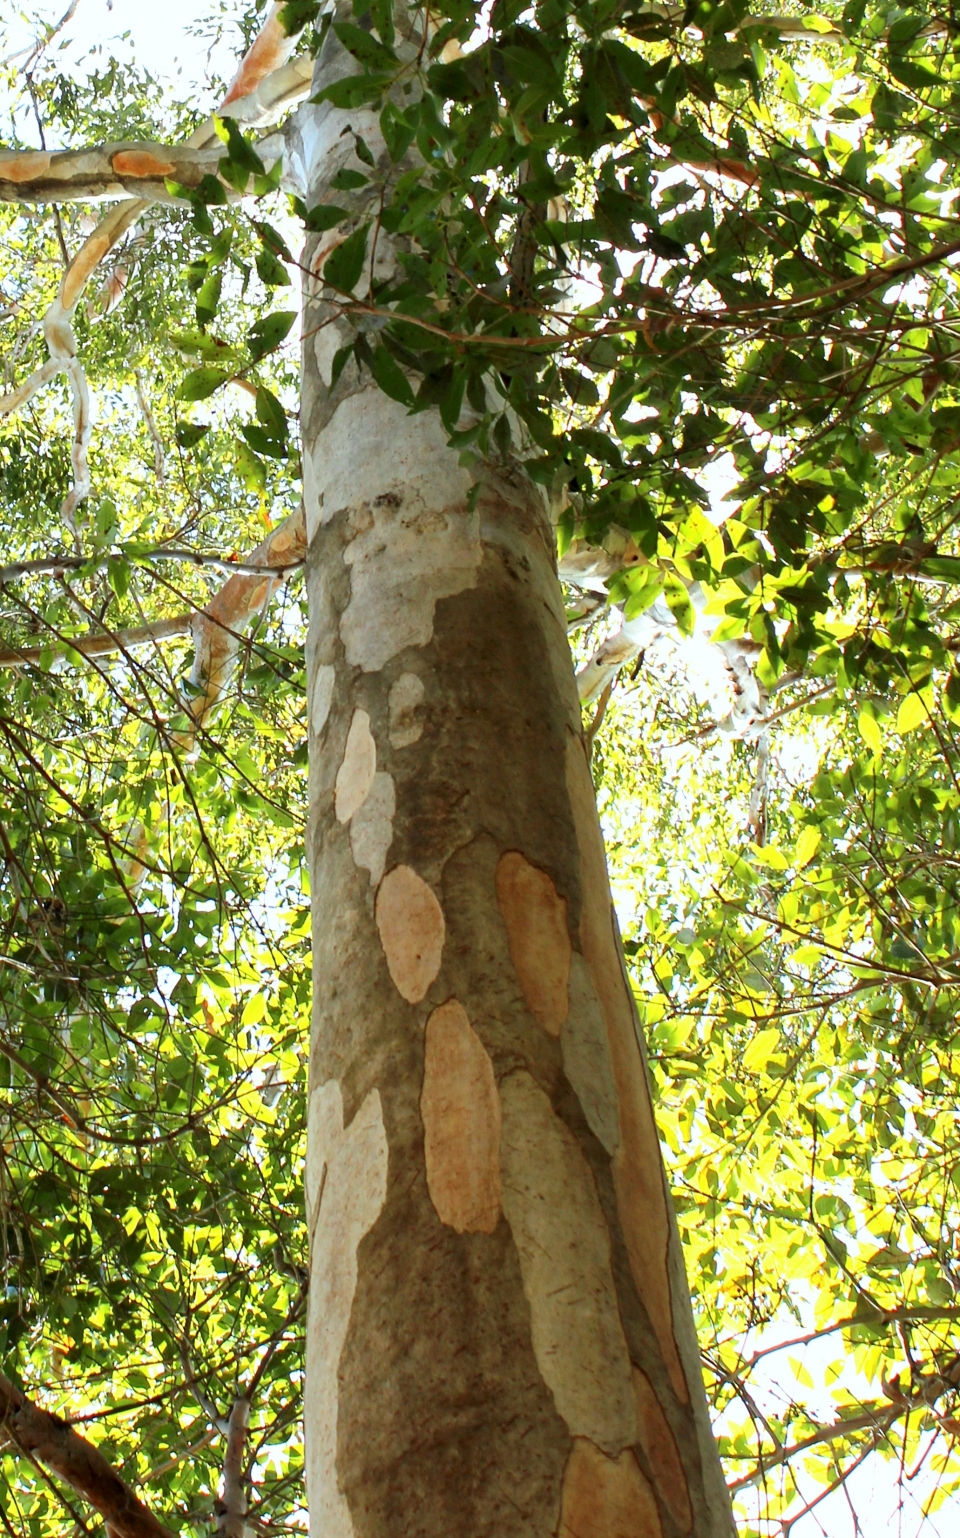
[499,1070,637,1455]
[562,954,621,1156]
[337,1153,569,1538]
[350,771,395,886]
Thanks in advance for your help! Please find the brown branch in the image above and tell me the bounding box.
[727,1404,902,1494]
[0,1373,175,1538]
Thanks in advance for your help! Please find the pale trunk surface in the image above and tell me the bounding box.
[297,20,735,1538]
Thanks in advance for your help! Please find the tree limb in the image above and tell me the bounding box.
[216,1396,251,1538]
[0,1373,175,1538]
[0,615,193,668]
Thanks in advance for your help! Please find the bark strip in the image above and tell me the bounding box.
[0,1373,175,1538]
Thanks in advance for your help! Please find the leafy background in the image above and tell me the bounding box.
[3,0,960,1532]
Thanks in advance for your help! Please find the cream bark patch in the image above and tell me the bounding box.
[335,709,376,824]
[349,772,395,886]
[633,1368,693,1534]
[498,1070,636,1454]
[562,954,620,1156]
[388,672,425,749]
[495,851,571,1037]
[310,664,335,738]
[421,1000,501,1234]
[558,1439,663,1538]
[565,734,689,1406]
[304,1080,388,1538]
[340,494,481,673]
[375,865,445,1004]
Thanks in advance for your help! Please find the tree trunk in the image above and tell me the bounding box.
[296,21,735,1538]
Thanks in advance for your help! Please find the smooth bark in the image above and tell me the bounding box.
[297,15,736,1535]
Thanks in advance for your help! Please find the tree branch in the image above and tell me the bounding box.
[216,1396,251,1538]
[0,615,193,668]
[0,1373,175,1538]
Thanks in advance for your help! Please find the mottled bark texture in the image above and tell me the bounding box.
[298,12,735,1537]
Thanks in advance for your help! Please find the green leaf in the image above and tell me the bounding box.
[743,1027,780,1074]
[255,387,289,442]
[195,269,222,327]
[312,74,392,110]
[323,225,370,294]
[330,167,368,191]
[107,555,130,601]
[896,691,931,735]
[241,423,287,459]
[256,248,291,288]
[253,222,294,262]
[663,572,695,637]
[332,21,398,70]
[302,202,351,232]
[233,438,267,494]
[858,708,883,753]
[175,421,211,449]
[247,311,297,360]
[370,345,414,407]
[176,367,229,402]
[278,0,320,36]
[794,826,821,870]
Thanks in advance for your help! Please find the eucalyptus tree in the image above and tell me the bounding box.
[2,0,960,1535]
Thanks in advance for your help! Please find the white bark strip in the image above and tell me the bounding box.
[304,1081,389,1538]
[335,709,377,823]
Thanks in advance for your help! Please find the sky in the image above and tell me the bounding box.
[2,0,240,124]
[2,4,960,1535]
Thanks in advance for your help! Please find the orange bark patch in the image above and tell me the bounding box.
[220,6,292,107]
[495,851,571,1036]
[61,231,117,313]
[632,1368,693,1534]
[565,735,689,1405]
[0,151,52,182]
[335,709,376,824]
[375,865,445,1004]
[111,150,176,178]
[421,1000,501,1233]
[558,1439,663,1538]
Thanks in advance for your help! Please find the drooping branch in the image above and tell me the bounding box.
[0,1373,175,1538]
[219,3,302,108]
[180,506,307,741]
[0,4,313,539]
[559,543,769,736]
